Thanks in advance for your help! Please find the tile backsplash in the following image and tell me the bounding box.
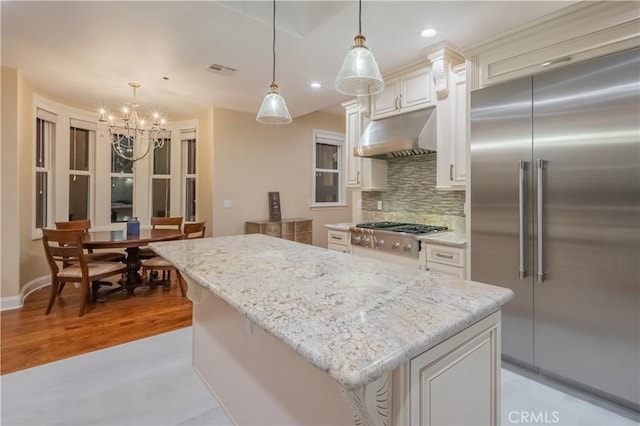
[361,154,466,232]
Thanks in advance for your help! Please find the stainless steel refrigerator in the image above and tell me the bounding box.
[470,47,640,410]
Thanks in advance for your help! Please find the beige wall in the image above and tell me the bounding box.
[1,70,351,301]
[1,67,22,301]
[212,108,351,248]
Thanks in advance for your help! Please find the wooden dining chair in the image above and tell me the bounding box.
[142,221,206,297]
[54,219,126,295]
[139,216,184,260]
[42,228,127,316]
[55,219,126,263]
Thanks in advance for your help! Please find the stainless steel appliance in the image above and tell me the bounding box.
[350,222,447,267]
[355,108,437,158]
[470,48,640,410]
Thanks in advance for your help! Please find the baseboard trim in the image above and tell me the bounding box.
[0,275,50,311]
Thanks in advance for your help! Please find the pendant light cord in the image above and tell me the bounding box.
[358,0,362,34]
[272,0,276,83]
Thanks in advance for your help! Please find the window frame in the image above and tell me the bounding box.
[181,132,197,221]
[68,123,95,223]
[110,134,135,223]
[311,129,346,208]
[33,109,57,239]
[150,135,172,218]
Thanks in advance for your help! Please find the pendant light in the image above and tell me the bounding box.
[256,0,292,125]
[334,0,384,96]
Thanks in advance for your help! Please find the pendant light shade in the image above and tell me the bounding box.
[256,0,292,125]
[256,82,292,125]
[334,0,384,96]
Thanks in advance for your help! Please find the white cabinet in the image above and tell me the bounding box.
[425,243,466,279]
[410,311,501,425]
[327,229,349,253]
[342,100,387,191]
[426,43,467,191]
[463,2,639,90]
[371,65,433,120]
[448,64,467,186]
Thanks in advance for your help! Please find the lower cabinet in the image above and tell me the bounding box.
[326,229,349,253]
[246,218,312,245]
[408,311,501,425]
[425,243,466,279]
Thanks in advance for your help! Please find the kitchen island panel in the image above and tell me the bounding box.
[193,290,353,426]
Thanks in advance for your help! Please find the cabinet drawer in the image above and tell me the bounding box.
[263,223,281,236]
[295,220,312,233]
[327,230,348,245]
[328,242,348,253]
[281,222,295,235]
[427,261,465,279]
[295,232,312,245]
[425,244,465,268]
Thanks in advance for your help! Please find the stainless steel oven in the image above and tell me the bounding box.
[349,222,447,269]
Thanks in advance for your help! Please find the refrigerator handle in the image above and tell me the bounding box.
[518,160,526,279]
[536,159,546,283]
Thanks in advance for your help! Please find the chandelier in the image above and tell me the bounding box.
[98,82,166,162]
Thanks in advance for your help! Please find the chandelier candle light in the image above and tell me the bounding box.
[334,0,384,96]
[256,0,292,124]
[98,82,166,162]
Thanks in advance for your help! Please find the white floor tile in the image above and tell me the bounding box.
[1,328,637,426]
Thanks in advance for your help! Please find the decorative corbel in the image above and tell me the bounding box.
[424,41,465,100]
[340,372,392,426]
[357,94,371,118]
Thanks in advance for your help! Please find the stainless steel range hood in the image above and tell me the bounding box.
[355,107,437,159]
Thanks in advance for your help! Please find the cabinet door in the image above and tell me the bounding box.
[400,67,433,111]
[345,103,362,188]
[410,313,500,426]
[449,65,467,186]
[371,77,399,119]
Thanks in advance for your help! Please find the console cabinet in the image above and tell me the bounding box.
[245,218,312,245]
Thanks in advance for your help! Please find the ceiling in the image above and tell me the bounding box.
[2,1,576,120]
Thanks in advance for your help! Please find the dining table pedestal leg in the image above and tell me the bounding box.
[123,246,143,294]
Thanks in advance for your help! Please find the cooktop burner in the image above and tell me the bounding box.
[355,222,448,235]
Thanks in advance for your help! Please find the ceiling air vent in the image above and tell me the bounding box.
[207,63,237,77]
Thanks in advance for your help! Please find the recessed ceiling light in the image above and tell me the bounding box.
[421,28,437,38]
[310,82,322,89]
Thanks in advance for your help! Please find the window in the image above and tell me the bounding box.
[110,135,134,223]
[68,125,93,221]
[182,131,197,221]
[312,130,345,207]
[151,136,171,217]
[34,109,57,237]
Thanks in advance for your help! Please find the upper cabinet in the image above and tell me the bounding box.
[371,65,433,120]
[463,1,639,90]
[343,100,388,191]
[425,43,467,190]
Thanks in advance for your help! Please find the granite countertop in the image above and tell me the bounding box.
[418,232,467,247]
[150,234,512,390]
[324,222,354,232]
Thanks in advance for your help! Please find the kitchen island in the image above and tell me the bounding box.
[149,234,512,425]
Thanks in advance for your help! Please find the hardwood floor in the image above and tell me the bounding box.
[1,278,192,375]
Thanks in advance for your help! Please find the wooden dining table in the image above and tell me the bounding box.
[82,228,183,296]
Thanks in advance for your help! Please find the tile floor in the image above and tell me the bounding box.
[1,327,638,426]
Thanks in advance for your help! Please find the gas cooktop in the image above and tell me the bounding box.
[355,222,448,235]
